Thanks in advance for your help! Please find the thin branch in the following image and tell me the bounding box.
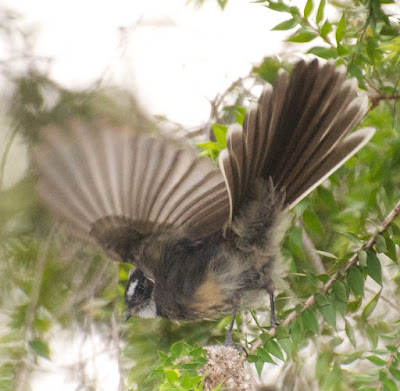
[0,124,18,191]
[248,198,400,355]
[377,338,400,391]
[369,94,400,112]
[208,77,252,124]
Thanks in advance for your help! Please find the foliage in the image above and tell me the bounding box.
[149,341,208,391]
[0,1,400,391]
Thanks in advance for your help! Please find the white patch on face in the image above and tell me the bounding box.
[127,280,138,298]
[136,301,157,319]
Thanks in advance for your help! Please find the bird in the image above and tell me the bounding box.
[32,59,375,344]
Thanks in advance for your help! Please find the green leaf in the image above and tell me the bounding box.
[254,361,264,377]
[287,29,318,43]
[265,339,285,361]
[375,235,387,253]
[294,198,310,217]
[335,13,346,44]
[290,319,302,345]
[272,18,298,31]
[303,209,323,235]
[217,0,228,10]
[390,222,400,236]
[276,327,291,357]
[339,351,363,364]
[383,233,397,262]
[316,295,336,329]
[340,231,362,244]
[301,308,319,334]
[389,364,400,381]
[252,57,281,83]
[366,325,379,348]
[382,376,398,391]
[316,0,325,24]
[307,46,337,59]
[347,266,364,297]
[29,339,51,360]
[257,347,276,364]
[315,351,330,380]
[170,341,186,358]
[332,280,348,303]
[366,355,386,366]
[317,186,337,211]
[277,339,291,358]
[234,106,246,125]
[361,289,381,319]
[348,63,364,87]
[315,250,338,259]
[345,318,356,348]
[320,20,333,38]
[164,369,180,383]
[303,0,313,18]
[211,124,228,146]
[287,226,305,258]
[358,250,368,268]
[314,293,329,306]
[264,0,291,12]
[367,252,382,285]
[33,317,51,333]
[332,280,349,316]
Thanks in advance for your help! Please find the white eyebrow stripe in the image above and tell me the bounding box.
[127,280,138,297]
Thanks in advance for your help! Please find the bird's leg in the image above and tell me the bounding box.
[224,308,237,347]
[224,295,246,353]
[261,269,279,327]
[269,291,278,327]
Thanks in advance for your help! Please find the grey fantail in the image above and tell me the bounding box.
[32,60,375,337]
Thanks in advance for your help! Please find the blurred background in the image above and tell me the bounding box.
[1,0,400,390]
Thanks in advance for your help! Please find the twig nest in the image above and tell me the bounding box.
[199,345,257,391]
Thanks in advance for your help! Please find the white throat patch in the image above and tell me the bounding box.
[127,280,138,298]
[136,301,157,319]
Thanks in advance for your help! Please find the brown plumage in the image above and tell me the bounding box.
[32,59,374,327]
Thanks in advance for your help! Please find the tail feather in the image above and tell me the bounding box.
[220,59,374,222]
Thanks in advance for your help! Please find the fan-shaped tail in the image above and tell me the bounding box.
[219,59,374,222]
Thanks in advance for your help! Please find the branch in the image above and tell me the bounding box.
[248,198,400,355]
[377,338,400,391]
[0,124,18,190]
[369,94,400,111]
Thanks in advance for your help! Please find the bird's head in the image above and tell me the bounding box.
[124,268,156,320]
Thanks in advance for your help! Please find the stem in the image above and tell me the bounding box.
[0,124,18,191]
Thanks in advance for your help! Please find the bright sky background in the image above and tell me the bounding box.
[4,0,292,124]
[1,0,303,389]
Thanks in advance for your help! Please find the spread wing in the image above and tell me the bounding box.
[33,119,230,261]
[219,59,375,222]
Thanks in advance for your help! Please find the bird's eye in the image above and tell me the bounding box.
[136,284,145,295]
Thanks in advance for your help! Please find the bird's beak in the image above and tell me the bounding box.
[124,311,132,322]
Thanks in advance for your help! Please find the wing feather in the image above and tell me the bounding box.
[33,120,230,261]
